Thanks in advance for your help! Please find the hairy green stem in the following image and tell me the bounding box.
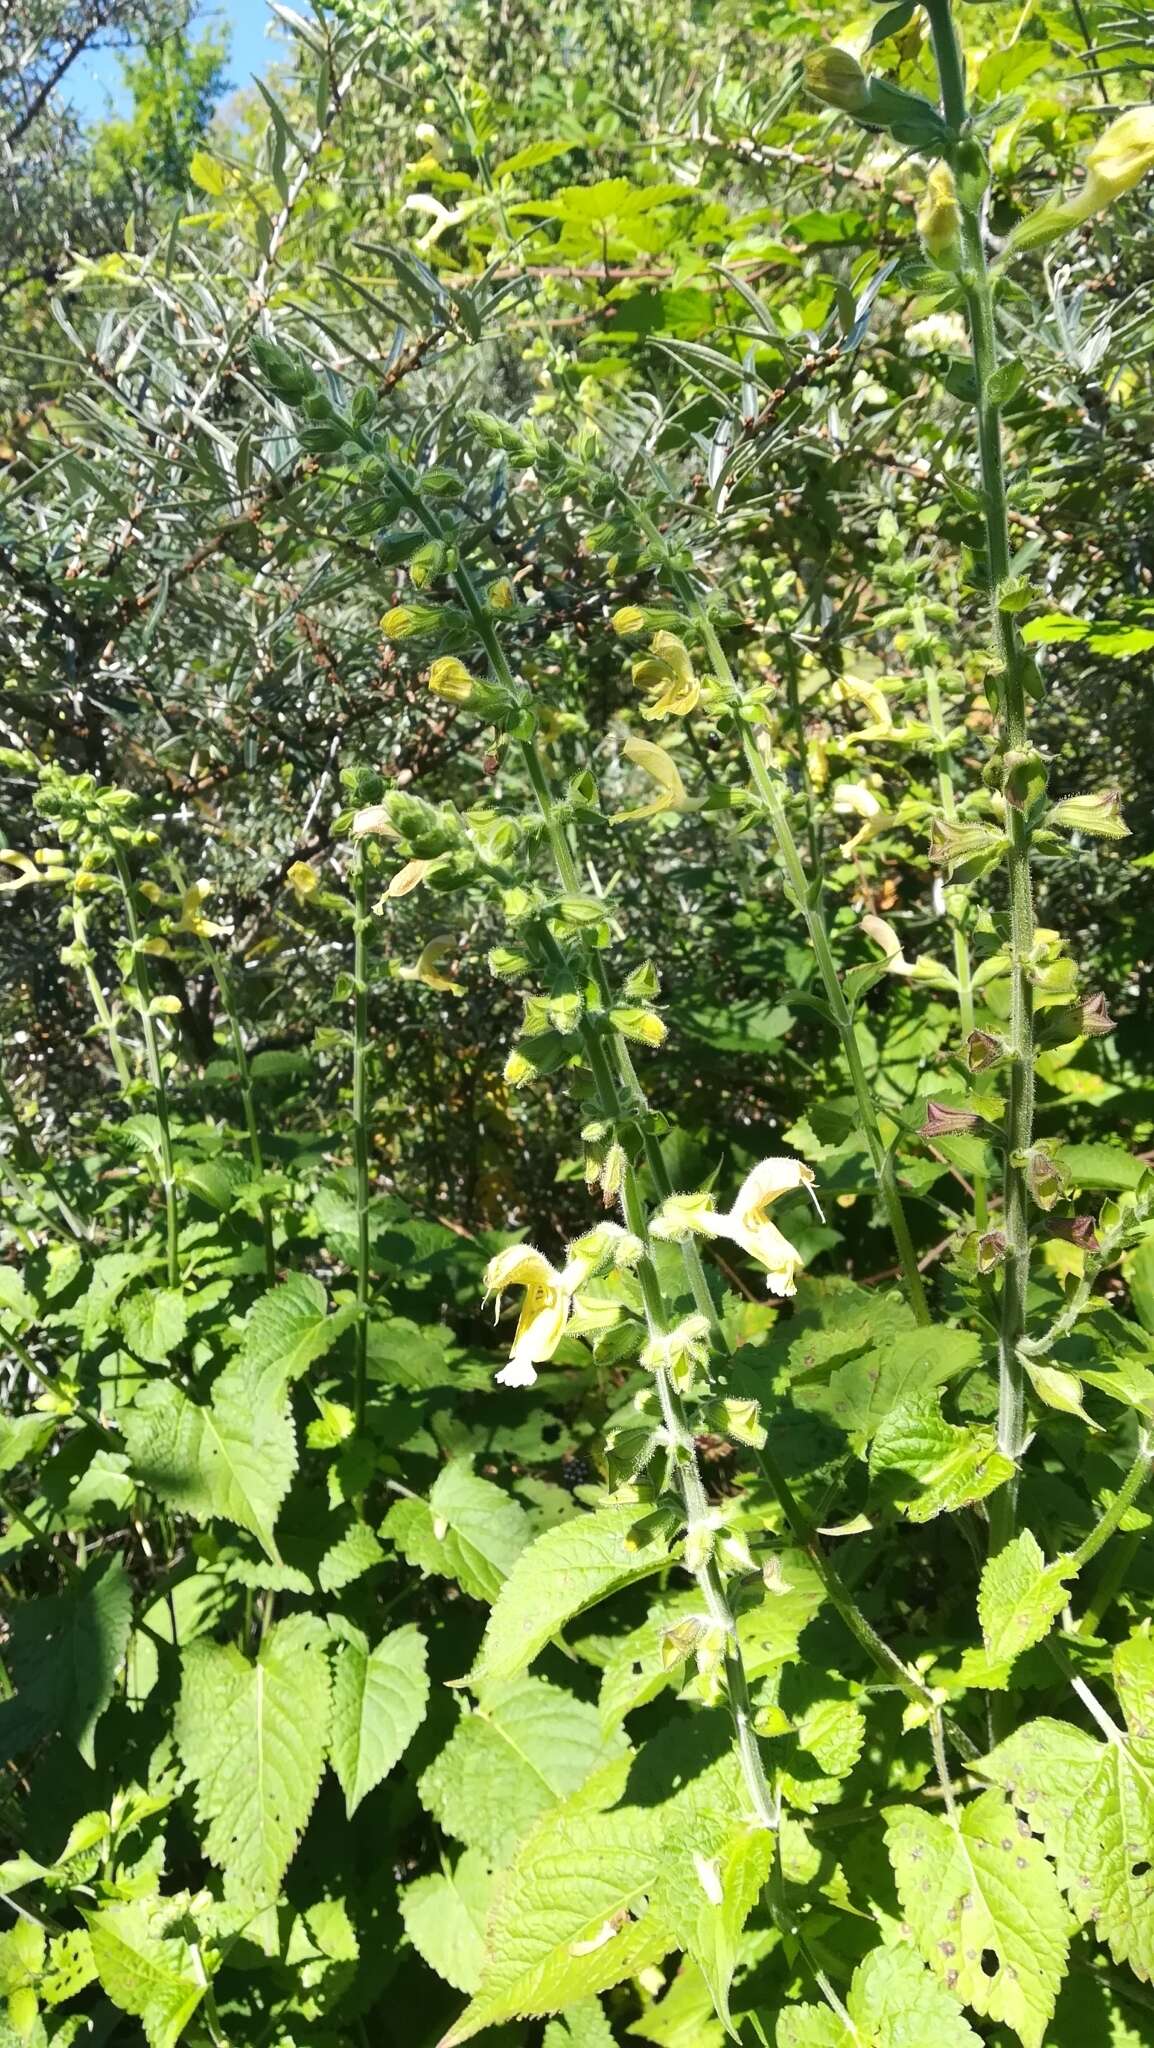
[109,841,180,1289]
[351,842,372,1431]
[1071,1441,1152,1573]
[923,653,987,1231]
[174,866,276,1281]
[70,891,133,1091]
[926,0,1037,1554]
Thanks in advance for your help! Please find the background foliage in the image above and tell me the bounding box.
[2,2,1153,2045]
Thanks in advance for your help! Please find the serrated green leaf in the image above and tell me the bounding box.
[383,1461,530,1603]
[439,1801,672,2042]
[401,1850,492,1994]
[470,1504,672,1686]
[175,1613,330,1904]
[0,1555,132,1766]
[884,1787,1070,2046]
[239,1273,357,1396]
[869,1393,1014,1522]
[122,1355,296,1561]
[981,1631,1154,1984]
[330,1621,428,1818]
[119,1286,188,1364]
[419,1676,627,1866]
[978,1530,1075,1667]
[84,1897,205,2048]
[778,1942,982,2046]
[794,1326,981,1449]
[441,1719,746,2042]
[318,1520,385,1593]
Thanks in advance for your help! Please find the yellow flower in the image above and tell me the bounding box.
[653,1158,821,1299]
[916,162,962,270]
[1009,107,1154,254]
[832,780,888,854]
[384,857,436,899]
[427,657,476,705]
[286,860,320,900]
[632,632,700,721]
[1083,106,1154,210]
[398,935,464,996]
[483,1245,573,1386]
[612,736,690,822]
[174,879,228,938]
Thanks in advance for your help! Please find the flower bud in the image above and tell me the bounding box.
[487,577,516,613]
[1048,789,1130,839]
[1084,106,1154,210]
[929,815,1006,881]
[409,539,448,588]
[503,1048,536,1087]
[917,163,962,271]
[286,860,320,899]
[966,1029,1007,1073]
[382,602,444,640]
[919,1101,979,1139]
[609,1006,667,1049]
[427,657,476,704]
[804,47,870,115]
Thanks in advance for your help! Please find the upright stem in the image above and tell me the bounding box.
[70,893,133,1091]
[666,573,929,1323]
[200,932,276,1281]
[925,0,1036,1551]
[351,843,372,1431]
[109,842,179,1289]
[923,655,986,1231]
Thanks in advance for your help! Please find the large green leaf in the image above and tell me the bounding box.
[469,1504,672,1687]
[869,1393,1014,1522]
[0,1555,132,1766]
[383,1461,530,1604]
[400,1850,492,1995]
[122,1366,296,1562]
[175,1612,330,1904]
[329,1621,428,1817]
[85,1897,205,2048]
[419,1676,627,1866]
[980,1631,1154,1984]
[977,1529,1075,1669]
[777,1942,982,2046]
[884,1788,1070,2047]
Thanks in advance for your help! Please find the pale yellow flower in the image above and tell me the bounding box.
[483,1245,574,1386]
[398,935,463,996]
[652,1157,821,1299]
[612,736,690,822]
[632,632,700,721]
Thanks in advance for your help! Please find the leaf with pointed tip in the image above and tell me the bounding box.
[122,1367,295,1562]
[175,1613,330,1904]
[330,1622,428,1818]
[0,1555,132,1766]
[870,1394,1014,1523]
[884,1789,1070,2047]
[401,1850,492,1994]
[778,1943,982,2047]
[383,1462,530,1604]
[978,1529,1075,1669]
[419,1676,627,1866]
[980,1631,1154,1985]
[469,1504,672,1687]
